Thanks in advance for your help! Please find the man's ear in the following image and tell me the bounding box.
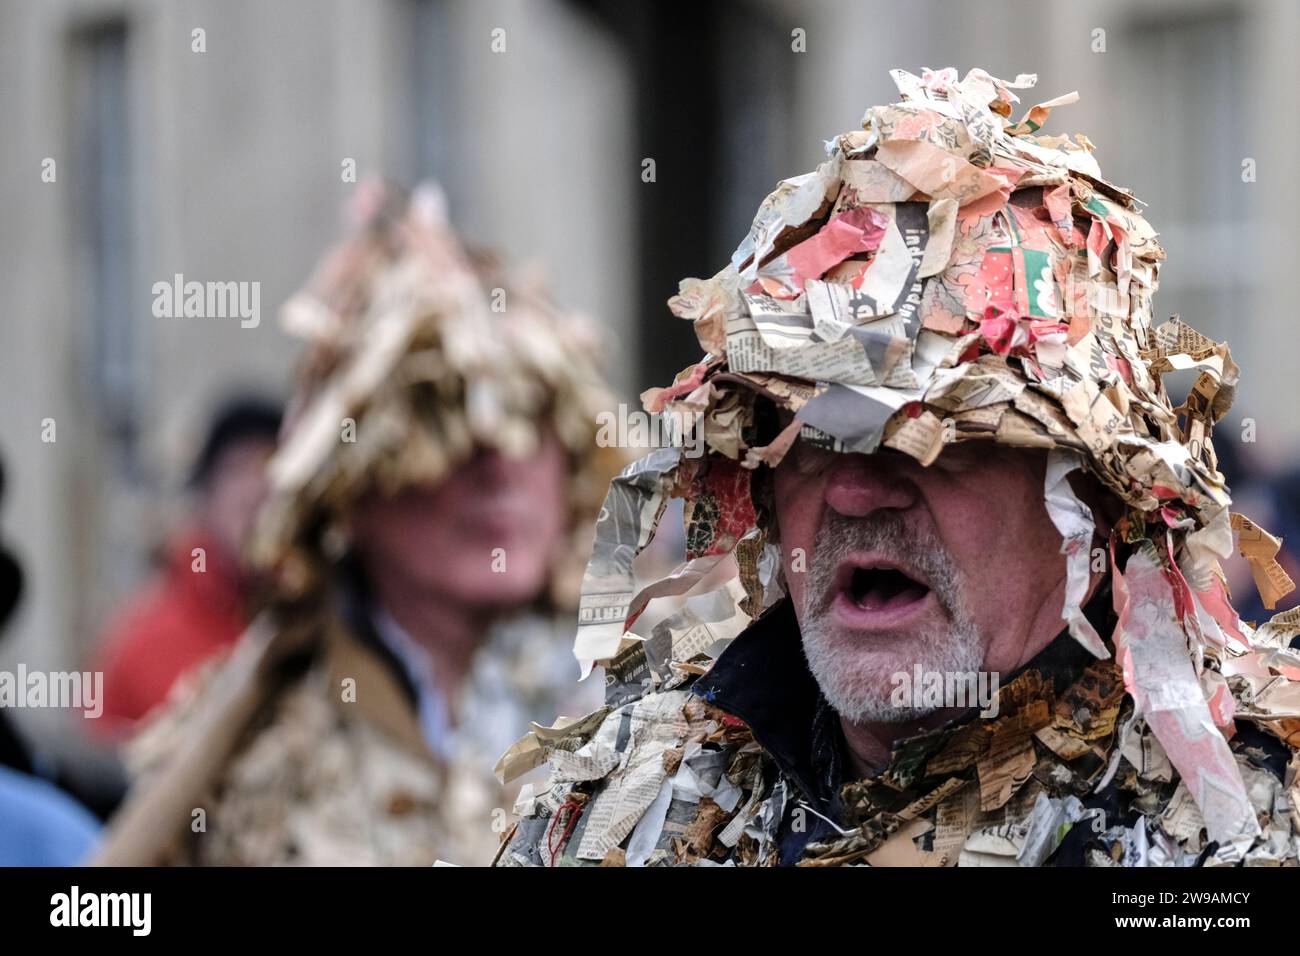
[1062,468,1122,607]
[1066,468,1125,540]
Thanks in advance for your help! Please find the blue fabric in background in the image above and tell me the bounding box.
[0,764,100,866]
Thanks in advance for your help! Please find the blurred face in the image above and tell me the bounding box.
[350,433,569,610]
[774,439,1072,724]
[203,439,276,560]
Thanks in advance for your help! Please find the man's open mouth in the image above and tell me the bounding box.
[829,558,935,628]
[848,566,930,611]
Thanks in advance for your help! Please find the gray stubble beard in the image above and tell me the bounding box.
[799,511,986,724]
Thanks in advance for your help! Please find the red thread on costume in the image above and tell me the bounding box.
[547,796,584,866]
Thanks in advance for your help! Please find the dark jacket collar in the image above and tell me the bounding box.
[334,559,421,710]
[692,599,829,805]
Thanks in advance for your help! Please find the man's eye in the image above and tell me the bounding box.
[932,451,968,473]
[790,440,836,476]
[932,441,990,474]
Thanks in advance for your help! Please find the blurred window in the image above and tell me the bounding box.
[1115,8,1249,350]
[404,0,459,199]
[70,20,141,475]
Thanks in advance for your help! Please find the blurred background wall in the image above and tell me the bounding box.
[1,0,1297,759]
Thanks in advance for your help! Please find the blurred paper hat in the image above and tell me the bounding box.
[252,180,622,599]
[573,67,1299,856]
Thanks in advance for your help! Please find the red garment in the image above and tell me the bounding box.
[94,529,250,735]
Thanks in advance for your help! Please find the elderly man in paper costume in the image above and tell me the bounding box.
[99,183,619,866]
[495,68,1300,868]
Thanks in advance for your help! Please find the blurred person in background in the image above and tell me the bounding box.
[0,452,101,864]
[93,397,282,737]
[95,181,622,866]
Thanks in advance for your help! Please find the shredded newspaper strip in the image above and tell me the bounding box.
[494,66,1299,868]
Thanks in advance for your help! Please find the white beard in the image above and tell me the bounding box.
[801,608,985,723]
[796,510,987,723]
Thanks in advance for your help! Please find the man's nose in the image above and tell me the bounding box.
[823,453,917,517]
[471,444,526,487]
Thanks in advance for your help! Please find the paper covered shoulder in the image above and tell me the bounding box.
[494,684,784,867]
